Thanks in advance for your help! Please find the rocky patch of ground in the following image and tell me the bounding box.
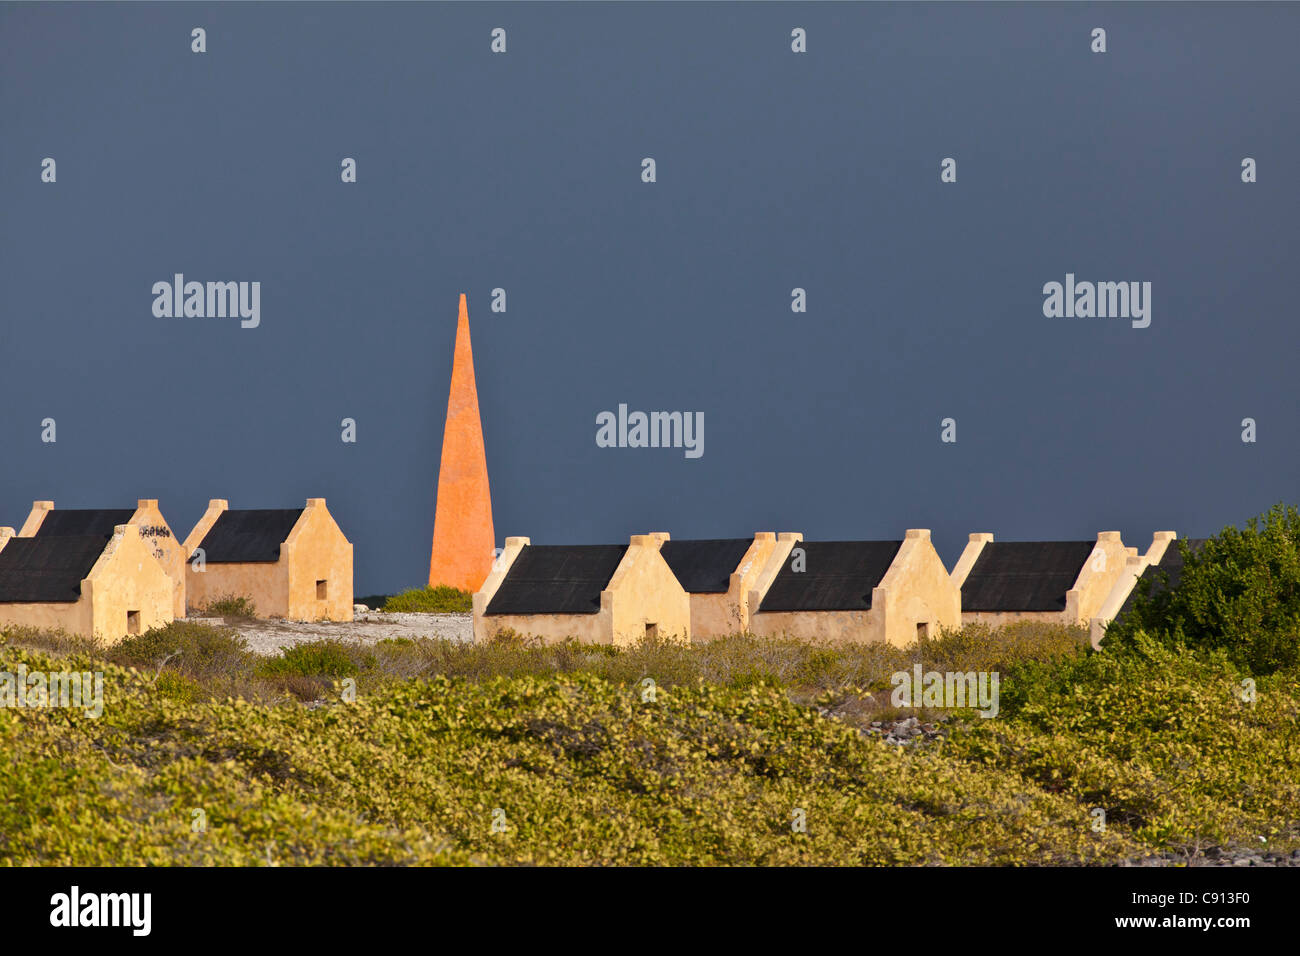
[862,715,945,746]
[1120,847,1300,867]
[188,609,473,656]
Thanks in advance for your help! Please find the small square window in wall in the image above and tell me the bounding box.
[316,580,328,600]
[127,610,141,635]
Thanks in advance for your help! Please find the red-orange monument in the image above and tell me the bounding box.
[428,294,495,592]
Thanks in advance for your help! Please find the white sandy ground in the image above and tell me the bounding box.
[188,611,473,656]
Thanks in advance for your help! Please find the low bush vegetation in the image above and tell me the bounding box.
[200,595,258,619]
[382,585,474,613]
[2,614,1295,865]
[949,632,1300,856]
[3,618,1088,713]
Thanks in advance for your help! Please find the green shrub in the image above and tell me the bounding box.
[258,639,370,679]
[948,632,1300,854]
[2,626,1296,865]
[1105,503,1300,674]
[382,586,473,613]
[258,640,363,679]
[201,595,258,619]
[108,621,254,681]
[153,671,204,704]
[0,644,1143,866]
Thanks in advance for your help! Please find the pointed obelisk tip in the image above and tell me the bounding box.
[458,293,468,320]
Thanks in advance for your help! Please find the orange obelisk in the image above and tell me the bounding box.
[428,294,495,592]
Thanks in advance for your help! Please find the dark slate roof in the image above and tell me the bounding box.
[960,541,1095,612]
[34,509,135,539]
[660,538,753,594]
[1116,538,1208,621]
[758,541,903,613]
[485,544,628,616]
[0,535,107,603]
[191,509,304,564]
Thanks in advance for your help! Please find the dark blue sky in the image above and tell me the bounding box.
[2,2,1296,594]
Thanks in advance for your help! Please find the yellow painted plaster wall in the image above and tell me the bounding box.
[85,525,175,642]
[0,599,90,636]
[747,531,959,647]
[950,533,995,590]
[473,536,530,644]
[961,609,1070,629]
[1089,532,1177,648]
[746,534,887,644]
[1066,532,1131,625]
[131,499,187,618]
[957,532,1133,629]
[875,529,963,646]
[687,533,780,641]
[283,499,354,621]
[183,499,288,616]
[187,558,290,617]
[0,526,87,633]
[183,499,352,620]
[749,607,886,644]
[473,537,611,643]
[16,502,51,537]
[0,525,173,644]
[744,532,803,621]
[473,534,690,646]
[607,534,690,645]
[181,500,227,562]
[17,500,186,616]
[477,606,614,645]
